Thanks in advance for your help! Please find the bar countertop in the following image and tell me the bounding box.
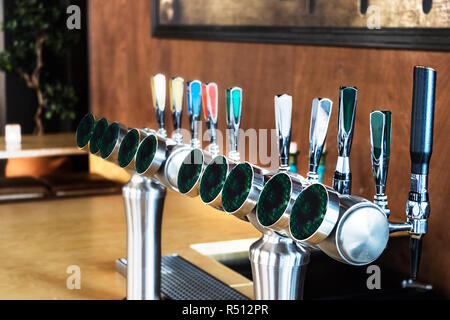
[0,191,260,300]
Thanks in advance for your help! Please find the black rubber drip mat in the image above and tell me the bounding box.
[161,255,250,300]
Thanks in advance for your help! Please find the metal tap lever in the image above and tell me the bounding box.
[187,80,202,148]
[170,77,184,144]
[307,98,333,181]
[406,66,436,279]
[204,83,219,156]
[226,87,243,162]
[275,94,293,170]
[151,74,167,138]
[333,86,357,194]
[370,110,392,217]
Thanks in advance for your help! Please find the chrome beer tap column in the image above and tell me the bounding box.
[251,94,310,300]
[121,73,170,300]
[333,87,357,195]
[406,66,436,280]
[370,110,392,217]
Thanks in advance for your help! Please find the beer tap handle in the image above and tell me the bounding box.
[407,66,436,279]
[206,83,219,156]
[333,86,357,194]
[170,77,184,144]
[307,98,333,181]
[187,80,202,148]
[226,87,243,162]
[274,94,292,171]
[370,110,392,217]
[151,74,167,138]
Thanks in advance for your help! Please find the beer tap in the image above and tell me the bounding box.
[307,98,333,182]
[199,87,242,209]
[333,87,357,195]
[406,66,436,280]
[275,94,293,171]
[226,87,243,162]
[187,80,202,148]
[249,94,310,300]
[170,77,184,144]
[151,74,167,138]
[204,83,219,156]
[370,110,392,217]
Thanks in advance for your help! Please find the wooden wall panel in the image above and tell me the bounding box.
[89,0,450,296]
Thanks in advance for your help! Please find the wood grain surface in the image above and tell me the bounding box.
[89,0,450,296]
[0,133,85,159]
[0,192,258,300]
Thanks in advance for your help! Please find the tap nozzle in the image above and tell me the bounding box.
[370,110,392,217]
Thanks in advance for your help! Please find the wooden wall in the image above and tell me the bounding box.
[89,0,450,296]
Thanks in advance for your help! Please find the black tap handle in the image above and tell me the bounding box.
[410,66,436,175]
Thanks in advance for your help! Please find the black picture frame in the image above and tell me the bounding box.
[150,0,450,51]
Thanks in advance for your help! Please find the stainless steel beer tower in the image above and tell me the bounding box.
[121,74,169,300]
[250,94,310,300]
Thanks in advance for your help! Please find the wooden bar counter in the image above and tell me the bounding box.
[0,191,260,300]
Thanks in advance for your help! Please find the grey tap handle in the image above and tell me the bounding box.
[308,98,333,179]
[275,94,292,170]
[370,110,392,216]
[170,77,184,143]
[151,74,167,137]
[226,87,243,161]
[333,86,357,194]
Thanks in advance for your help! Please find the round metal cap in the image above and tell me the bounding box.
[335,203,389,265]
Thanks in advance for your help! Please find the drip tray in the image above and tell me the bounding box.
[116,255,249,300]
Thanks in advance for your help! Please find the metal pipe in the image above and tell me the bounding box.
[123,174,166,300]
[249,233,310,300]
